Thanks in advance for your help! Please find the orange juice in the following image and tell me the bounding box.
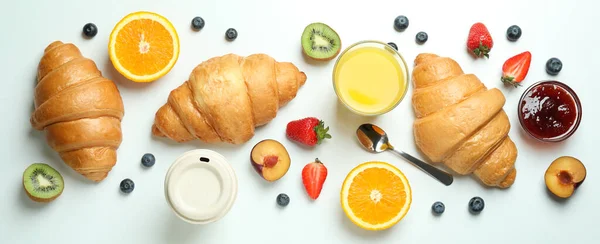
[333,41,408,115]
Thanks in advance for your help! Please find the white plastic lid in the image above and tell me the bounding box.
[164,149,238,224]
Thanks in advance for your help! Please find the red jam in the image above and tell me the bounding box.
[519,82,580,140]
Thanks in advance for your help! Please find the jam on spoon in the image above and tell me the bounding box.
[518,81,581,141]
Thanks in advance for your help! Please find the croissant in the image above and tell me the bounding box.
[411,53,517,188]
[152,53,306,144]
[31,41,124,182]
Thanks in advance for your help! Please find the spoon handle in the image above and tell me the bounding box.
[391,149,454,186]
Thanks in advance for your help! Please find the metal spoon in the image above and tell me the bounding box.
[356,123,454,186]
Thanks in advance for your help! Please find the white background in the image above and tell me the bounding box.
[1,0,598,243]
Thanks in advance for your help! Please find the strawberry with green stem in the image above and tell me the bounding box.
[286,117,331,147]
[467,22,494,58]
[501,51,532,88]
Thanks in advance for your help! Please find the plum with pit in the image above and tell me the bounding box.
[545,156,586,198]
[251,139,291,182]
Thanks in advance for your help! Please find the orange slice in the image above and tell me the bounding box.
[108,11,180,82]
[340,161,412,231]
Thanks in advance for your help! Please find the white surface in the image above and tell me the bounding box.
[165,149,237,224]
[1,0,598,243]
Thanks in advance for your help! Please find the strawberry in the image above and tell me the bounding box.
[467,22,494,58]
[286,117,331,146]
[302,158,328,200]
[501,51,532,88]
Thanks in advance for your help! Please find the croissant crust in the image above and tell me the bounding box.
[31,41,124,182]
[152,53,306,144]
[411,53,517,188]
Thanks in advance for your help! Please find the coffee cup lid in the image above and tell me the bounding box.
[164,149,238,224]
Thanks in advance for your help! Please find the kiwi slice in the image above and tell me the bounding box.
[23,163,64,203]
[301,22,341,61]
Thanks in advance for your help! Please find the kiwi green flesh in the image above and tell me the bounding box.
[23,163,64,199]
[302,23,341,60]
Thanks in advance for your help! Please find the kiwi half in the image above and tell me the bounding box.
[301,22,341,61]
[23,163,64,203]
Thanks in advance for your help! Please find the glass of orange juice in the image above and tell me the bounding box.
[333,40,409,116]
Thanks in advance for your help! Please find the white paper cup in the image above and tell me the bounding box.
[164,149,238,224]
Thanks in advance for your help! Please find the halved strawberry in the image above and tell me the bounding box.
[501,51,532,88]
[302,158,328,200]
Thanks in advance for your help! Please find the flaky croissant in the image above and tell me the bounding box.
[31,41,124,182]
[411,53,517,188]
[152,53,306,144]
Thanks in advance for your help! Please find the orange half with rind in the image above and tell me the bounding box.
[340,161,412,231]
[108,11,180,82]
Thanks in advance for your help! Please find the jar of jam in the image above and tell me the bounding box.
[518,81,582,142]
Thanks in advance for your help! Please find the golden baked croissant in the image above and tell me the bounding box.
[31,41,124,182]
[411,53,517,188]
[152,53,306,144]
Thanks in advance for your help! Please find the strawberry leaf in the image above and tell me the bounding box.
[473,41,490,58]
[501,75,522,88]
[313,120,332,145]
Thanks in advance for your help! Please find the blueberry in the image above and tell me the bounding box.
[416,31,428,44]
[394,15,409,31]
[82,23,98,38]
[387,42,398,51]
[191,17,205,31]
[468,196,485,213]
[120,179,134,194]
[506,25,522,41]
[276,193,290,207]
[225,28,238,41]
[546,58,562,75]
[141,153,155,167]
[432,201,445,215]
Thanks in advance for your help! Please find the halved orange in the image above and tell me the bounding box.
[108,11,180,82]
[340,161,412,231]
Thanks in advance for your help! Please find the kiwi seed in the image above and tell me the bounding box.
[23,163,64,203]
[301,22,341,61]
